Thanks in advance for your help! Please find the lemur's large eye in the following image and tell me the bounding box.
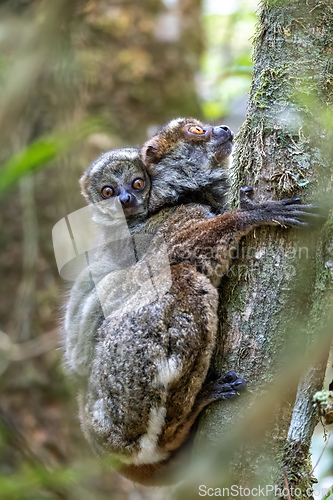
[101,186,114,198]
[188,126,205,135]
[132,178,145,190]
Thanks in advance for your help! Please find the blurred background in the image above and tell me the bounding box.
[0,0,330,499]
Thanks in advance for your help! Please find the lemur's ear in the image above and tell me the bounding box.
[141,137,161,174]
[79,172,90,202]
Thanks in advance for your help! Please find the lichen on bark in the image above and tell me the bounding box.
[192,1,333,498]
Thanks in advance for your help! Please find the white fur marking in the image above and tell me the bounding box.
[153,357,182,389]
[92,399,111,433]
[130,406,168,465]
[79,291,97,331]
[166,118,183,131]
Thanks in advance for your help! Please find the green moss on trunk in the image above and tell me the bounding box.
[194,1,333,498]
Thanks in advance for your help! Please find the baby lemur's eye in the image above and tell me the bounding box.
[188,126,205,135]
[132,178,145,190]
[101,186,114,199]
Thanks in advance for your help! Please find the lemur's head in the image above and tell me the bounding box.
[80,148,150,225]
[141,117,234,213]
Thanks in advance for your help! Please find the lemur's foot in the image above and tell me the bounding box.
[211,370,246,400]
[198,370,246,405]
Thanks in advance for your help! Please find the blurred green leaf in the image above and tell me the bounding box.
[0,118,103,194]
[0,461,80,500]
[322,486,333,500]
[202,100,225,120]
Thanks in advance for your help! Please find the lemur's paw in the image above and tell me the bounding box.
[240,193,327,228]
[259,198,326,228]
[239,186,254,209]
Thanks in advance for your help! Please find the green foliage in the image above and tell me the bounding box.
[0,119,102,195]
[0,463,78,500]
[322,486,333,500]
[201,0,257,119]
[0,421,77,500]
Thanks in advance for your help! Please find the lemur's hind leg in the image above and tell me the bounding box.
[120,371,246,486]
[162,371,246,455]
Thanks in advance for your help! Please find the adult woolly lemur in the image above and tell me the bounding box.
[65,118,320,486]
[65,124,231,378]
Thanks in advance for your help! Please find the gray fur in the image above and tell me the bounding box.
[145,118,231,214]
[148,149,229,214]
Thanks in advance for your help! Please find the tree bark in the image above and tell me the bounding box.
[192,1,333,498]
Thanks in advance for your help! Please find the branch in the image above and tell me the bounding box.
[0,329,60,362]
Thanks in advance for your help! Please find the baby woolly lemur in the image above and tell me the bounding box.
[65,118,320,486]
[64,148,152,378]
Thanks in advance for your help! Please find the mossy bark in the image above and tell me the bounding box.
[194,1,333,498]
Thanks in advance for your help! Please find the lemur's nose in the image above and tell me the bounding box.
[119,192,132,206]
[212,125,234,142]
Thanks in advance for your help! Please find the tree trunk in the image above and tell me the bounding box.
[191,1,333,498]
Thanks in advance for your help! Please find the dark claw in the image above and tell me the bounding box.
[270,217,308,227]
[283,197,301,205]
[240,186,254,209]
[279,204,321,212]
[221,370,237,383]
[270,209,326,227]
[216,383,234,393]
[218,390,238,400]
[240,186,254,196]
[233,378,247,391]
[199,370,247,405]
